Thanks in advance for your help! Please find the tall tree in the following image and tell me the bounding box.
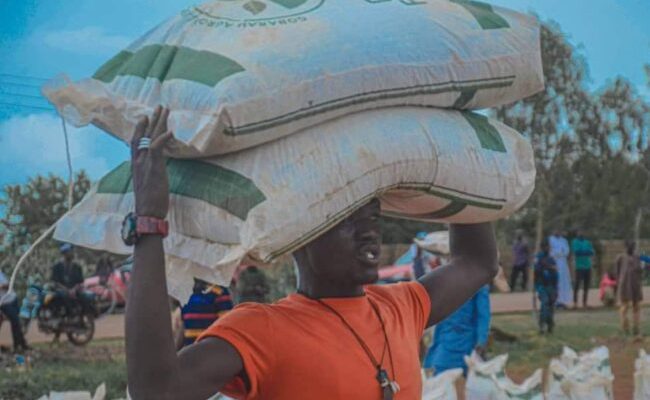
[494,21,590,248]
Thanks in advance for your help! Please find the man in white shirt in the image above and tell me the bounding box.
[0,270,29,352]
[549,230,572,308]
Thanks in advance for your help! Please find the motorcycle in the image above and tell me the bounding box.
[83,257,132,316]
[19,281,97,346]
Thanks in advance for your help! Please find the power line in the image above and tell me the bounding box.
[0,101,54,112]
[0,81,43,90]
[0,91,47,100]
[0,73,49,82]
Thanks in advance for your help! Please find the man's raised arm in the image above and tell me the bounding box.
[125,107,243,400]
[418,223,498,327]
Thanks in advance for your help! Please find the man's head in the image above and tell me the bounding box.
[60,243,74,262]
[293,199,382,293]
[576,229,584,239]
[626,240,636,255]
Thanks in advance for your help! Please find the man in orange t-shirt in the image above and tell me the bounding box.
[124,107,498,399]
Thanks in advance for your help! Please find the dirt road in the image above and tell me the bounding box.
[3,287,650,345]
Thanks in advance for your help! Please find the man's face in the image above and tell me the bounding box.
[63,250,74,263]
[301,199,382,286]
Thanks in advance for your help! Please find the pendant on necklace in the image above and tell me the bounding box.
[377,369,400,399]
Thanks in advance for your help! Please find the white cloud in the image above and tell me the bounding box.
[42,26,131,56]
[0,113,124,184]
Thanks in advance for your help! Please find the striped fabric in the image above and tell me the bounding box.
[181,286,234,346]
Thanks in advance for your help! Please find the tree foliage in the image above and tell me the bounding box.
[0,171,97,286]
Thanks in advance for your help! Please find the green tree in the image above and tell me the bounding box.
[0,171,96,286]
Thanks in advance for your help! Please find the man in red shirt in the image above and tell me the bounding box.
[125,107,498,399]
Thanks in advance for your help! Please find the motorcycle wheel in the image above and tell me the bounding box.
[66,314,95,346]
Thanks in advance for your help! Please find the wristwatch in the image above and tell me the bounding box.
[121,212,169,246]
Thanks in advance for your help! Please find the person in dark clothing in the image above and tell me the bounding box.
[571,230,595,308]
[51,244,84,290]
[95,255,115,283]
[50,244,88,325]
[510,231,530,291]
[180,279,234,348]
[0,270,29,352]
[535,239,559,334]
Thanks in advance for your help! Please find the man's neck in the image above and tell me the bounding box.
[297,282,365,299]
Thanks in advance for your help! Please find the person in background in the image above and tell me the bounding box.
[549,230,572,308]
[0,270,30,353]
[180,280,234,348]
[616,240,644,337]
[571,230,595,309]
[423,284,490,376]
[599,269,617,307]
[235,266,270,304]
[51,244,84,291]
[94,255,115,283]
[510,230,530,291]
[535,239,559,334]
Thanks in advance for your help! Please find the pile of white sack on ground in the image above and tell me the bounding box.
[635,349,650,400]
[547,346,614,400]
[46,0,542,300]
[422,368,464,400]
[465,352,543,400]
[37,383,107,400]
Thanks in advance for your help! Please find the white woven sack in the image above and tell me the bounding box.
[634,350,650,400]
[40,383,106,400]
[492,368,543,400]
[422,368,463,400]
[415,231,450,256]
[465,352,508,400]
[546,348,613,400]
[43,0,543,157]
[54,108,535,299]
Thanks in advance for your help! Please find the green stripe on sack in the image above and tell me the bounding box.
[93,45,245,87]
[451,0,510,29]
[461,111,506,153]
[422,202,468,219]
[97,160,265,220]
[453,89,477,108]
[269,0,310,8]
[382,202,468,221]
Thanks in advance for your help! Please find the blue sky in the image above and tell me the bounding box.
[0,0,648,190]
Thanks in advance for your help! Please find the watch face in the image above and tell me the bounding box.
[121,212,137,246]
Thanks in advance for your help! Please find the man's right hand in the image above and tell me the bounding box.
[131,106,174,219]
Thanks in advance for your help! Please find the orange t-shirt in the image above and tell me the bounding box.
[198,281,431,400]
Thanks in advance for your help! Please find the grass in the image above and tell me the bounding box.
[1,307,648,399]
[0,339,127,400]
